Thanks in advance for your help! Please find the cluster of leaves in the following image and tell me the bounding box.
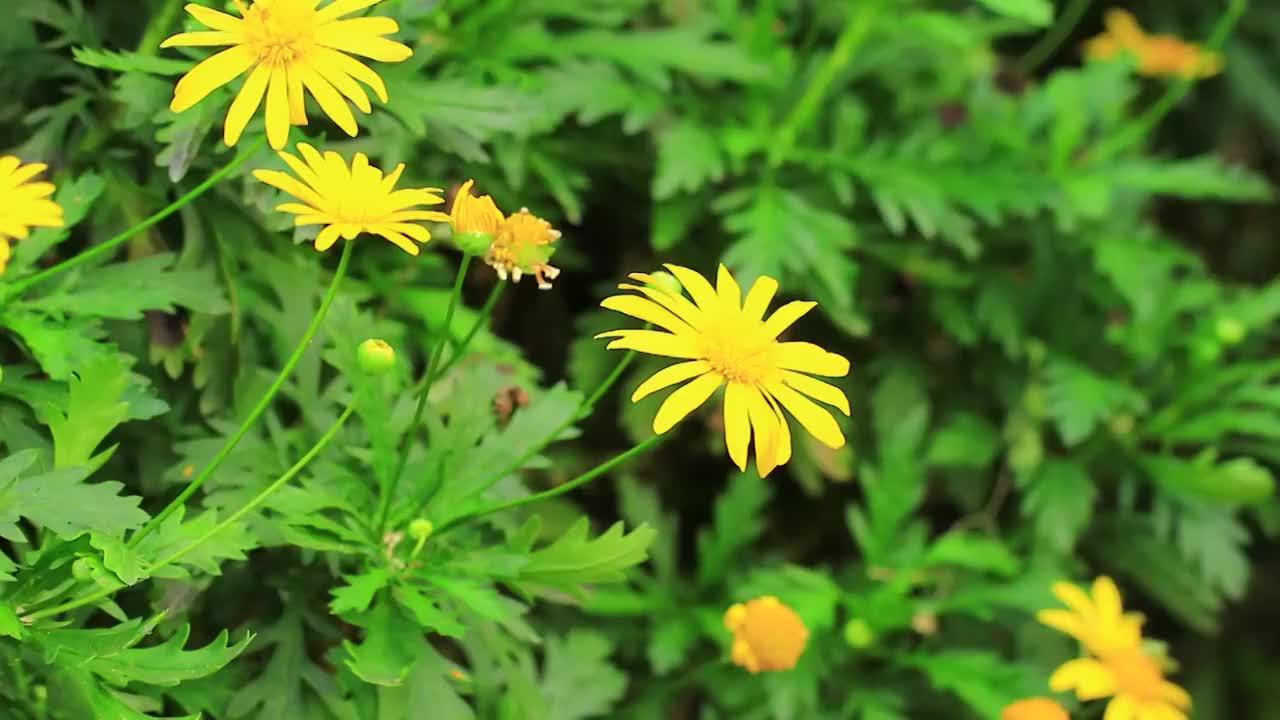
[3,0,1280,718]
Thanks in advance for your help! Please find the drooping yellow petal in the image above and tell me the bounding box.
[774,342,850,377]
[744,385,780,477]
[780,370,850,415]
[1102,695,1135,720]
[601,295,695,336]
[183,3,244,32]
[1050,658,1119,700]
[297,62,359,136]
[652,372,723,434]
[723,382,751,471]
[315,22,412,63]
[224,62,270,145]
[1161,682,1192,709]
[766,381,845,449]
[629,362,711,404]
[264,65,291,149]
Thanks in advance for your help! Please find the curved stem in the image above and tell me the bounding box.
[431,279,504,381]
[578,350,636,419]
[379,255,472,534]
[1016,0,1091,75]
[25,405,354,622]
[438,434,664,535]
[129,238,355,547]
[3,138,265,298]
[1087,0,1247,163]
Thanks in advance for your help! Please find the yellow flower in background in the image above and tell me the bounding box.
[0,156,64,274]
[1049,646,1190,720]
[162,0,413,149]
[723,596,808,673]
[1037,576,1145,657]
[487,208,562,289]
[253,143,449,254]
[1084,9,1222,79]
[1002,697,1070,720]
[597,264,850,478]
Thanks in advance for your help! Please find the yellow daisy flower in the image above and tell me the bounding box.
[1037,576,1145,657]
[597,264,850,477]
[1002,697,1070,720]
[487,208,562,289]
[252,142,449,255]
[723,595,809,673]
[161,0,413,149]
[0,156,64,274]
[1049,646,1190,720]
[1084,9,1222,79]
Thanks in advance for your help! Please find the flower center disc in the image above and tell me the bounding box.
[241,0,312,65]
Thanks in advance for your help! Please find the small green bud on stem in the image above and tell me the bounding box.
[357,338,396,375]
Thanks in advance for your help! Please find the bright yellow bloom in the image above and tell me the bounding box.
[487,208,562,289]
[253,143,449,255]
[1037,576,1145,657]
[162,0,412,149]
[1050,647,1190,720]
[723,596,808,673]
[450,179,505,237]
[1084,9,1222,79]
[1002,697,1070,720]
[597,264,850,477]
[0,156,64,274]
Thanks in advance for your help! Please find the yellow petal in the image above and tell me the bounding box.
[741,274,778,321]
[1051,581,1095,617]
[652,372,723,434]
[264,65,291,149]
[312,58,373,113]
[1161,682,1192,709]
[182,2,244,32]
[766,381,845,449]
[716,263,741,310]
[252,169,327,209]
[224,62,270,146]
[619,280,704,328]
[780,370,850,415]
[160,30,237,47]
[1036,609,1086,641]
[315,224,343,251]
[663,263,719,313]
[632,360,712,402]
[315,22,413,62]
[287,69,308,126]
[745,385,780,477]
[774,342,849,377]
[374,228,419,255]
[171,45,256,112]
[297,62,359,136]
[723,382,750,471]
[315,0,383,23]
[601,294,694,335]
[1104,9,1146,45]
[1049,658,1118,700]
[595,329,700,359]
[311,47,389,102]
[1103,695,1135,720]
[762,300,817,338]
[1091,576,1123,620]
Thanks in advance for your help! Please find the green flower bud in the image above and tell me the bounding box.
[409,518,434,542]
[843,618,875,648]
[646,270,682,296]
[1215,317,1246,346]
[71,557,95,581]
[454,230,495,257]
[357,339,396,375]
[1108,414,1135,437]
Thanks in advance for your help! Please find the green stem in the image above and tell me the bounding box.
[1087,0,1247,163]
[578,350,636,418]
[25,406,354,622]
[3,138,265,299]
[138,0,185,53]
[1016,0,1091,75]
[379,255,472,534]
[129,238,354,547]
[438,434,664,535]
[431,279,504,381]
[767,1,879,167]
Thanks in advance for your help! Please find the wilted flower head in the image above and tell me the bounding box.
[1084,9,1222,79]
[253,143,448,254]
[449,179,505,251]
[162,0,413,148]
[0,156,64,274]
[723,596,808,673]
[487,208,562,289]
[597,264,850,478]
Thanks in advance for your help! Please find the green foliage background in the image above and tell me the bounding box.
[2,0,1280,718]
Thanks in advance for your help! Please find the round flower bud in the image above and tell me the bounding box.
[723,596,808,673]
[843,618,875,648]
[1215,317,1246,346]
[646,270,682,296]
[409,518,434,542]
[71,557,95,580]
[357,339,396,375]
[454,230,495,257]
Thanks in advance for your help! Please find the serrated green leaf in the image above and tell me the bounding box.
[653,119,724,200]
[40,353,130,469]
[343,599,418,687]
[696,471,769,584]
[521,519,655,591]
[901,650,1044,717]
[1043,355,1146,446]
[0,450,147,540]
[72,46,192,75]
[86,625,253,687]
[923,531,1020,576]
[541,630,627,720]
[926,412,1000,467]
[1020,459,1096,552]
[38,253,229,319]
[330,567,393,616]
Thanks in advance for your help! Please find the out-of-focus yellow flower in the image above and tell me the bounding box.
[1050,646,1190,720]
[253,143,448,254]
[1037,576,1145,657]
[1002,697,1069,720]
[1040,576,1192,720]
[723,596,808,673]
[597,264,850,477]
[487,208,562,289]
[0,156,64,274]
[162,0,413,149]
[450,179,505,241]
[1084,9,1222,79]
